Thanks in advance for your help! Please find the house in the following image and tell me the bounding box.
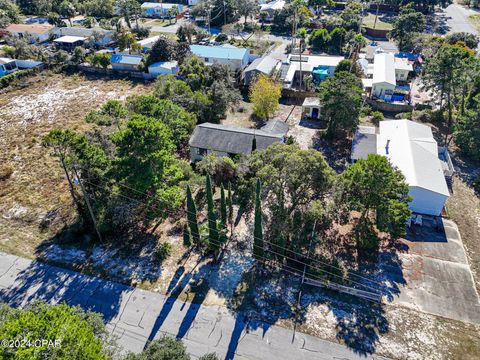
[302,97,321,119]
[138,35,160,52]
[260,0,286,21]
[351,120,452,216]
[53,36,86,51]
[190,45,250,70]
[280,54,344,89]
[53,27,115,46]
[141,2,183,18]
[371,52,396,99]
[148,61,178,76]
[188,120,288,161]
[110,54,143,71]
[0,58,18,77]
[4,23,53,43]
[243,55,281,85]
[394,57,413,82]
[188,0,199,5]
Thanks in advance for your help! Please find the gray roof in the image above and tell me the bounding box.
[260,119,289,135]
[244,56,279,75]
[111,54,143,65]
[189,123,285,155]
[54,26,113,38]
[351,126,377,161]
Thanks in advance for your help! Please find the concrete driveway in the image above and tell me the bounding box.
[0,252,386,359]
[386,218,480,324]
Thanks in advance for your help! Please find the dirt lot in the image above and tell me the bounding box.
[0,72,151,258]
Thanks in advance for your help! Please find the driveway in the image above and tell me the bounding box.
[0,252,385,359]
[384,218,480,324]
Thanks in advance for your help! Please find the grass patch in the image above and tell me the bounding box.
[468,14,480,31]
[362,12,393,30]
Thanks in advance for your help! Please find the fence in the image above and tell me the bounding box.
[77,64,156,80]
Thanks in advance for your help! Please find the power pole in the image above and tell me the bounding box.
[72,165,103,243]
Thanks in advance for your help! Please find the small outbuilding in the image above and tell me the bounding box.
[110,54,143,71]
[0,58,18,77]
[302,97,321,119]
[148,61,178,76]
[53,35,86,51]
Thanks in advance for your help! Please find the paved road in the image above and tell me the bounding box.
[437,3,479,35]
[0,252,386,359]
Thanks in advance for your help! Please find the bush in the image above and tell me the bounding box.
[395,112,412,119]
[0,69,34,89]
[132,26,150,39]
[126,336,189,360]
[0,163,14,181]
[473,176,480,194]
[411,109,433,123]
[154,242,172,262]
[215,33,228,43]
[371,111,384,125]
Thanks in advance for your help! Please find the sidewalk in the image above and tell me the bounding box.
[0,252,385,359]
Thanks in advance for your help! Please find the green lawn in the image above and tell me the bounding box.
[362,12,394,30]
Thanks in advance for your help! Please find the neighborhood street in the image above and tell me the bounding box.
[0,252,386,360]
[437,3,479,35]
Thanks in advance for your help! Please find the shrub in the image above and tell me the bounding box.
[473,176,480,194]
[215,33,228,43]
[154,242,172,262]
[371,111,384,125]
[395,111,412,119]
[411,109,433,123]
[0,163,14,181]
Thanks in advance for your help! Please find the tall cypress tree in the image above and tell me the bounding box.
[206,175,219,250]
[253,178,264,261]
[227,181,233,228]
[251,137,257,152]
[220,184,227,229]
[186,185,200,244]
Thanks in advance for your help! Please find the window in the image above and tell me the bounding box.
[198,148,208,156]
[204,58,209,62]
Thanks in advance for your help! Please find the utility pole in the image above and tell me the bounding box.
[72,165,103,243]
[223,1,227,26]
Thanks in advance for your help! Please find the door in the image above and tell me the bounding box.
[311,107,319,119]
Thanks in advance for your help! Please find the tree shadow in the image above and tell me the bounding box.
[0,257,127,323]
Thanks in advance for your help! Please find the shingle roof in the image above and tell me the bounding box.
[244,56,279,75]
[189,123,285,155]
[190,45,249,61]
[260,119,289,135]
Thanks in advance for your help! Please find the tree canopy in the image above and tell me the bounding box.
[249,74,281,120]
[389,5,426,51]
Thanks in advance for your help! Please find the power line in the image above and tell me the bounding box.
[78,175,387,289]
[80,179,383,294]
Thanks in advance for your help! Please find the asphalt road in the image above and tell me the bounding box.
[437,3,479,35]
[0,252,386,359]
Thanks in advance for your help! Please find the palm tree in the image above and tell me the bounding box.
[297,27,307,90]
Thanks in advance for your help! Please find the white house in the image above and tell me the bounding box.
[371,52,396,99]
[281,54,344,89]
[53,27,115,46]
[138,35,160,52]
[190,45,250,70]
[351,120,451,216]
[141,2,183,18]
[148,61,178,76]
[110,54,143,71]
[260,0,286,21]
[5,23,53,43]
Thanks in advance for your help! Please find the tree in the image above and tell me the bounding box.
[347,33,367,69]
[220,183,227,229]
[84,0,115,18]
[340,154,411,249]
[249,74,281,120]
[116,0,141,28]
[88,52,111,69]
[126,95,196,146]
[71,46,86,65]
[0,0,21,28]
[309,28,330,52]
[389,5,426,51]
[186,185,200,244]
[0,301,109,359]
[318,71,363,138]
[237,0,259,24]
[125,336,189,360]
[328,27,346,54]
[177,23,198,44]
[100,100,128,130]
[253,178,264,261]
[227,181,233,229]
[206,174,220,251]
[147,36,185,66]
[445,32,479,49]
[58,0,76,26]
[239,143,334,260]
[455,94,480,161]
[112,115,184,223]
[114,29,138,53]
[422,43,477,143]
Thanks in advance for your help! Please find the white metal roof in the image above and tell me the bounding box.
[260,0,286,11]
[377,120,449,197]
[394,57,413,72]
[244,56,279,74]
[302,97,321,107]
[54,35,86,43]
[372,52,396,86]
[138,35,160,47]
[0,57,15,65]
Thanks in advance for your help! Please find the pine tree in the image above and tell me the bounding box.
[220,184,227,229]
[186,185,200,244]
[206,175,219,250]
[227,181,233,228]
[253,178,264,261]
[183,224,191,247]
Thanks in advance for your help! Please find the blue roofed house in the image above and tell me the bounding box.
[0,58,18,77]
[110,54,143,71]
[148,61,178,76]
[190,45,250,71]
[141,2,183,18]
